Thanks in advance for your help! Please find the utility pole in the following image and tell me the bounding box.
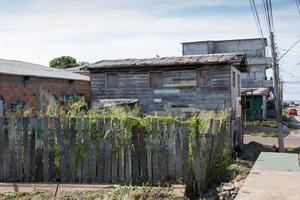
[270,32,285,152]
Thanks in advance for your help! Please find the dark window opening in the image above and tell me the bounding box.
[59,93,81,103]
[0,96,4,116]
[197,70,211,87]
[10,100,25,112]
[238,74,240,96]
[150,72,163,88]
[233,71,236,88]
[242,100,251,109]
[106,73,119,88]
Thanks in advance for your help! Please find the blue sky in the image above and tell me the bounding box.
[0,0,299,100]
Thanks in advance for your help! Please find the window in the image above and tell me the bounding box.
[197,70,211,87]
[10,100,25,112]
[0,96,3,116]
[233,71,236,88]
[242,100,251,109]
[150,72,163,88]
[238,74,241,96]
[106,73,119,88]
[59,93,81,103]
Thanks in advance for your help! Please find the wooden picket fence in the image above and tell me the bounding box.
[0,117,229,193]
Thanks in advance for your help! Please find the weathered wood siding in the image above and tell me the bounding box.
[91,65,236,113]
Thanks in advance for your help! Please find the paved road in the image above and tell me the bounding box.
[244,135,300,148]
[244,112,300,148]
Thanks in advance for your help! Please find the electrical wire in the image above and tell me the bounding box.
[295,0,300,15]
[249,0,264,37]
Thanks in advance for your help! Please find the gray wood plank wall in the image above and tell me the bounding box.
[90,65,237,113]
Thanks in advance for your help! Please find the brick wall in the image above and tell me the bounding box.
[0,74,90,116]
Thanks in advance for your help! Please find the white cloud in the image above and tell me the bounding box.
[0,0,299,99]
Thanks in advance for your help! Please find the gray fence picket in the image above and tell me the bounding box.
[182,123,190,182]
[3,118,10,181]
[48,118,56,181]
[146,132,152,183]
[22,118,30,182]
[104,118,111,183]
[76,118,83,183]
[111,119,118,183]
[82,118,89,183]
[167,123,175,179]
[16,117,23,181]
[152,119,160,182]
[29,118,36,181]
[63,119,70,182]
[0,118,4,181]
[175,122,183,179]
[69,118,76,182]
[159,122,167,182]
[55,118,67,182]
[97,118,105,182]
[8,117,16,181]
[42,118,49,182]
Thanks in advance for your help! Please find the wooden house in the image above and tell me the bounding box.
[87,53,247,148]
[87,53,247,118]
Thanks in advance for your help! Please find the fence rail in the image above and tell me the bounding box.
[0,116,229,193]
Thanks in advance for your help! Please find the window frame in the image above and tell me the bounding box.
[149,71,164,89]
[106,72,119,89]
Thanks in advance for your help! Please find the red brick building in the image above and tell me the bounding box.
[0,59,90,116]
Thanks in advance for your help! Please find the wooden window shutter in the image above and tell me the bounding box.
[106,73,119,88]
[150,72,163,88]
[197,70,211,87]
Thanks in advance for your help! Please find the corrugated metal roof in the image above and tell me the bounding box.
[92,99,139,108]
[241,87,269,96]
[87,53,247,72]
[0,59,89,81]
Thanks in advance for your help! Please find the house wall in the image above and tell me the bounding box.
[0,74,90,116]
[91,64,238,114]
[182,38,272,89]
[182,38,266,57]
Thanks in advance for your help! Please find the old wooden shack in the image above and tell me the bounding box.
[88,53,247,148]
[87,53,247,116]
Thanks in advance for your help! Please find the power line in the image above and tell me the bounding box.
[249,0,264,37]
[278,38,300,61]
[295,0,300,15]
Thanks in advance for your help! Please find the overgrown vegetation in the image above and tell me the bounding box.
[0,186,182,200]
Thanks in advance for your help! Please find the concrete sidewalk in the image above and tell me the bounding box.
[235,152,300,200]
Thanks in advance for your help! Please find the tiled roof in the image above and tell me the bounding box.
[0,59,89,81]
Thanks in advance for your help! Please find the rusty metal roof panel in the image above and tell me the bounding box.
[87,53,247,72]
